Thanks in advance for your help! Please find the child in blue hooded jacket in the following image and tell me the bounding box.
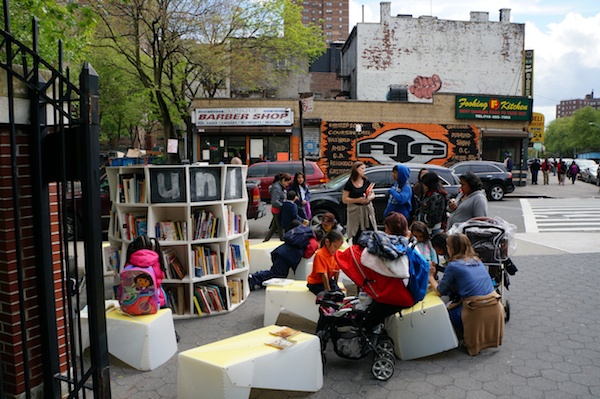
[384,164,412,221]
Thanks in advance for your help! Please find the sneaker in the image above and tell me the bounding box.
[248,274,255,292]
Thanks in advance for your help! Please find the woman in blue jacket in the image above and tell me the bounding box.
[384,164,412,221]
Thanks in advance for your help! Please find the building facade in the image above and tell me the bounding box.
[191,94,531,181]
[299,0,349,45]
[556,91,600,118]
[341,3,525,102]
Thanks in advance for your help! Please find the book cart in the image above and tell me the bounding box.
[105,164,250,319]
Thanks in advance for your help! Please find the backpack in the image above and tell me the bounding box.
[119,264,160,315]
[283,224,314,249]
[406,245,430,304]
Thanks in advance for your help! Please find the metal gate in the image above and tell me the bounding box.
[1,3,111,398]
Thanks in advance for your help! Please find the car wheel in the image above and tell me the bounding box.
[309,209,342,228]
[488,184,505,201]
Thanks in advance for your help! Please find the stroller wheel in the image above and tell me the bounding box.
[375,339,395,356]
[504,300,511,323]
[371,357,395,381]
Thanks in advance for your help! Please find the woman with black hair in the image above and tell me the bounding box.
[417,171,448,234]
[447,172,487,228]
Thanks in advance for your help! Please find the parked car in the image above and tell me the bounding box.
[450,160,515,201]
[580,164,599,184]
[246,179,266,219]
[247,161,328,201]
[309,163,460,227]
[573,159,597,180]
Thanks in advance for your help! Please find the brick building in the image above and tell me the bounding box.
[299,0,349,45]
[556,91,600,118]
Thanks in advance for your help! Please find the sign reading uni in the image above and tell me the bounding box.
[195,108,293,127]
[455,96,532,121]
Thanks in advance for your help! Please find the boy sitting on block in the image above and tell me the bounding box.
[249,221,321,291]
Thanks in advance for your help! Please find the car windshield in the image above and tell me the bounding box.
[324,172,350,189]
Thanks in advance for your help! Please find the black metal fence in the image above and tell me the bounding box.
[1,2,110,398]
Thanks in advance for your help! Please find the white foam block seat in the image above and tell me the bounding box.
[263,281,344,326]
[248,240,282,273]
[106,308,178,370]
[385,291,458,360]
[178,325,323,399]
[290,257,313,280]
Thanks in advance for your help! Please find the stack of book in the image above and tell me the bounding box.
[156,220,186,241]
[192,209,220,239]
[192,283,226,314]
[225,244,244,272]
[192,245,221,277]
[119,173,147,203]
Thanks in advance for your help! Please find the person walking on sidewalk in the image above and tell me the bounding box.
[541,158,552,185]
[529,158,541,185]
[264,173,292,241]
[568,161,580,184]
[557,159,567,185]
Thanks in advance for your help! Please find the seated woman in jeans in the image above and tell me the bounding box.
[428,233,504,356]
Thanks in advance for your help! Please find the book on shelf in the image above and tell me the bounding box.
[103,246,121,274]
[119,173,146,203]
[193,245,220,277]
[192,210,220,239]
[265,337,296,350]
[176,285,186,315]
[195,283,225,312]
[227,244,244,271]
[192,295,203,315]
[193,287,211,314]
[163,248,186,280]
[227,277,243,304]
[269,326,300,339]
[156,221,185,241]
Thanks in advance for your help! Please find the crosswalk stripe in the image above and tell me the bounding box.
[520,198,600,232]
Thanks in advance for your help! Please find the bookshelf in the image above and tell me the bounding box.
[106,164,250,319]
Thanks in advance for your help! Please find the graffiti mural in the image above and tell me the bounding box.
[409,74,442,99]
[319,122,480,179]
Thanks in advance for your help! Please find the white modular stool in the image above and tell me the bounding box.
[248,241,281,274]
[106,308,178,370]
[291,257,313,280]
[178,325,323,399]
[263,281,344,326]
[385,291,458,360]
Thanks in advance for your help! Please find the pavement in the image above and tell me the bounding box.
[106,176,600,399]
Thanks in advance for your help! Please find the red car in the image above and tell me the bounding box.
[247,161,328,201]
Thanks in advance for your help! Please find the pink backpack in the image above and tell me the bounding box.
[118,264,159,315]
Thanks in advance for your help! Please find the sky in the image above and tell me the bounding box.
[347,0,600,126]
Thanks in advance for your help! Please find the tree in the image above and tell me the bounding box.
[1,0,95,70]
[89,0,325,162]
[545,107,600,156]
[87,47,155,149]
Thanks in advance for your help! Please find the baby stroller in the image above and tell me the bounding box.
[314,242,417,381]
[453,217,518,322]
[315,290,396,381]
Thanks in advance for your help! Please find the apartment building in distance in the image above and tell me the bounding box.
[299,0,349,45]
[555,91,600,118]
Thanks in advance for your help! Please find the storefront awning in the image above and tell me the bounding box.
[196,126,293,135]
[481,129,531,138]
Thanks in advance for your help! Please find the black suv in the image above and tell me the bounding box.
[309,163,460,227]
[449,160,515,201]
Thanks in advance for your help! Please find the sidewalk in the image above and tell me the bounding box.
[106,177,600,399]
